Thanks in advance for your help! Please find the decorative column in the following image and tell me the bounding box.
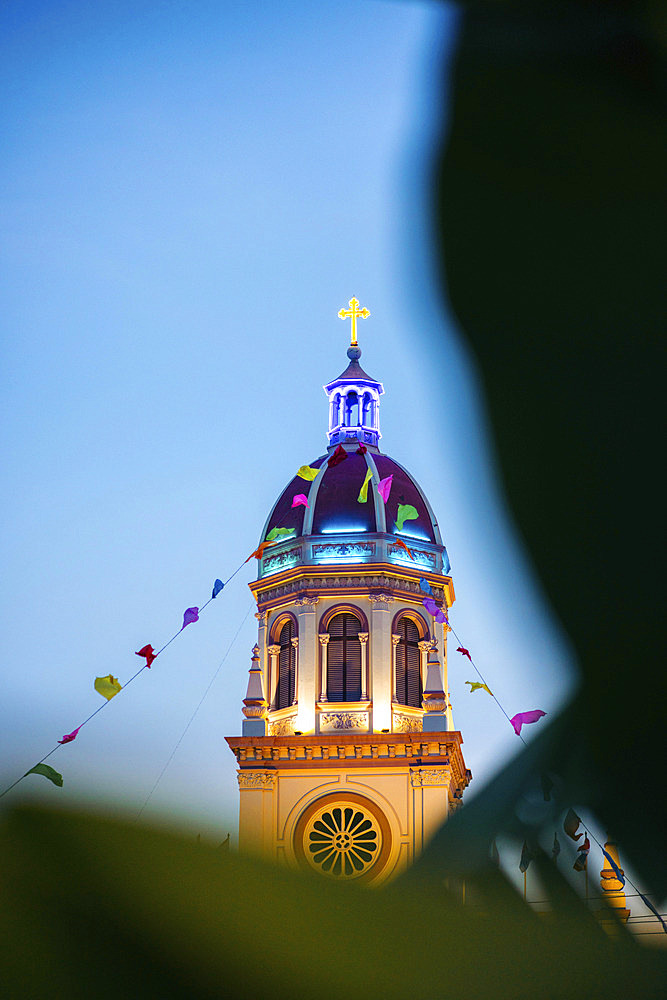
[242,645,267,736]
[318,633,330,701]
[255,609,269,692]
[369,593,393,732]
[267,644,281,709]
[295,597,319,733]
[599,840,630,924]
[237,770,276,859]
[358,632,369,700]
[391,633,400,701]
[290,637,299,706]
[418,639,432,695]
[422,643,447,733]
[410,767,451,851]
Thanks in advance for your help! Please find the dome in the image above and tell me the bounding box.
[256,335,450,579]
[263,448,441,544]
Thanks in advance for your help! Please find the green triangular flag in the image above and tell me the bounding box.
[24,763,63,787]
[266,526,295,542]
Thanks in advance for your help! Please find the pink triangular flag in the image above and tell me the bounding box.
[510,709,546,736]
[58,727,81,745]
[291,493,309,508]
[377,475,393,503]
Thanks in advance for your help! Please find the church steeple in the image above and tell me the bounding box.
[325,297,384,449]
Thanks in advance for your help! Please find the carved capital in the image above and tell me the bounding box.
[291,637,299,649]
[318,633,330,646]
[410,767,450,788]
[391,633,401,647]
[267,644,281,656]
[237,770,276,790]
[418,640,432,653]
[255,610,269,622]
[357,632,369,645]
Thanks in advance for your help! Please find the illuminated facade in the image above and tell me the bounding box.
[226,302,471,883]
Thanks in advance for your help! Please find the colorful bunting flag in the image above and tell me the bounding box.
[395,503,418,530]
[212,579,224,598]
[297,465,319,481]
[24,763,63,787]
[552,831,561,860]
[419,578,433,595]
[637,892,667,933]
[573,835,590,872]
[328,444,348,467]
[392,538,414,559]
[465,680,493,696]
[135,644,156,668]
[58,727,81,745]
[291,494,309,508]
[456,646,472,661]
[357,469,373,503]
[377,476,393,503]
[94,675,122,701]
[245,540,276,563]
[563,808,583,841]
[423,597,447,624]
[519,840,535,873]
[266,526,295,542]
[509,709,546,736]
[181,607,199,630]
[355,442,367,455]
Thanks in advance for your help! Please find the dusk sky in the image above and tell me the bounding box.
[1,0,577,860]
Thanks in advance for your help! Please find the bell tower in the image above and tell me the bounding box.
[226,301,471,883]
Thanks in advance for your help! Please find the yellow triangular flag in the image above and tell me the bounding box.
[94,674,122,701]
[465,680,493,696]
[297,465,319,481]
[357,468,373,503]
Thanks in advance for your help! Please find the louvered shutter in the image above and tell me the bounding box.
[327,613,362,702]
[396,617,422,708]
[277,620,295,709]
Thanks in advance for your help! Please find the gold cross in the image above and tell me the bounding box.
[338,297,370,347]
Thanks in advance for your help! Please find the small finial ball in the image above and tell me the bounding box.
[347,345,361,360]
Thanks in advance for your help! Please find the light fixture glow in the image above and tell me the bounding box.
[321,525,367,534]
[395,528,430,541]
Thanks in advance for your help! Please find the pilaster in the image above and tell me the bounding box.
[295,596,319,732]
[369,593,393,732]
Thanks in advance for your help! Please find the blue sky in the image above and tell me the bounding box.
[0,0,575,843]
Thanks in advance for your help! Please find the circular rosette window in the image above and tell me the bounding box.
[305,805,381,879]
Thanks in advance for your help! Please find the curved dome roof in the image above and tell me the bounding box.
[262,446,442,545]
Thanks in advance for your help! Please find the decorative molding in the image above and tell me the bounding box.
[268,718,296,737]
[410,767,450,787]
[253,571,451,609]
[393,713,423,734]
[263,547,302,573]
[320,712,369,732]
[312,542,375,560]
[357,632,369,645]
[237,770,276,789]
[388,544,436,568]
[368,592,393,604]
[294,595,320,606]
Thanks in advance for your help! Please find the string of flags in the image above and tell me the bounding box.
[0,575,232,800]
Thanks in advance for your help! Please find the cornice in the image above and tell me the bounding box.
[248,562,455,612]
[225,731,471,793]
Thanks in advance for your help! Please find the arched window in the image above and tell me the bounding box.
[395,616,422,708]
[327,612,362,702]
[345,391,359,427]
[275,619,296,709]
